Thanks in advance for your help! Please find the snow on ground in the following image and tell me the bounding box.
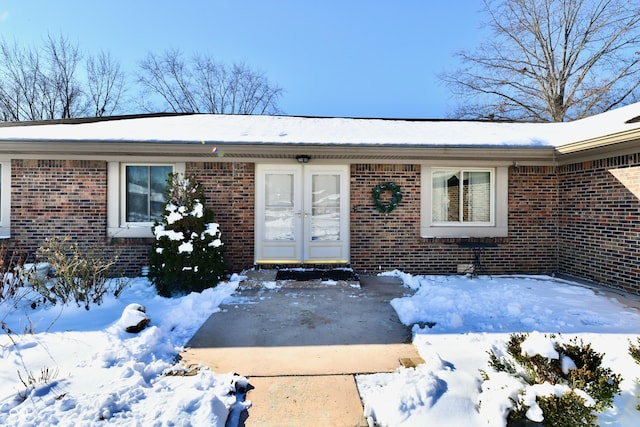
[356,272,640,427]
[2,271,640,426]
[0,275,246,426]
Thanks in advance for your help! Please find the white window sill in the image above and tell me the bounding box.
[421,226,508,238]
[107,226,154,239]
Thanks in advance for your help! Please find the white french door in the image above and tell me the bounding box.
[255,164,350,264]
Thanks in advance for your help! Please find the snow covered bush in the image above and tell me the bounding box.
[628,338,640,410]
[479,332,621,427]
[34,236,125,309]
[0,245,30,303]
[148,173,225,297]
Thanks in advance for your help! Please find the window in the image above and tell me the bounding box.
[125,165,172,223]
[421,166,508,238]
[108,162,185,238]
[432,169,493,224]
[0,161,10,238]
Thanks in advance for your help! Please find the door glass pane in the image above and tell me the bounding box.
[311,174,340,241]
[432,170,460,222]
[463,171,491,222]
[264,174,295,240]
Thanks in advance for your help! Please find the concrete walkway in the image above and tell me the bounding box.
[181,272,420,426]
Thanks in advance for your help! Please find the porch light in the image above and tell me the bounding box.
[296,155,311,163]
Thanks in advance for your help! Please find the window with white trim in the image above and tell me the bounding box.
[421,166,508,238]
[124,165,173,223]
[107,162,185,238]
[432,169,493,225]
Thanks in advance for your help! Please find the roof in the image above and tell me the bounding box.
[0,103,638,160]
[0,113,559,146]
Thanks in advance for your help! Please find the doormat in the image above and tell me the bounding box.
[275,269,358,282]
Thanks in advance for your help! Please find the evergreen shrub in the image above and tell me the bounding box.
[628,338,640,410]
[482,332,621,427]
[148,173,225,297]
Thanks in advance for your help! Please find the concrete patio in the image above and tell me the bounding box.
[181,271,421,426]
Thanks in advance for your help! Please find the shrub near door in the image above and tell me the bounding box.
[148,173,225,297]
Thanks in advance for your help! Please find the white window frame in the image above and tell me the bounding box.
[421,165,508,238]
[107,161,185,238]
[0,160,11,238]
[431,168,495,226]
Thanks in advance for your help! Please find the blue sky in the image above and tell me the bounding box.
[0,1,486,118]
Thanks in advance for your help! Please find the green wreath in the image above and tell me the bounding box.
[372,182,403,214]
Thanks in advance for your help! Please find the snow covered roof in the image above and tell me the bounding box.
[0,103,638,151]
[0,114,557,147]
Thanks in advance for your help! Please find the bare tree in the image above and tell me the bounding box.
[86,50,127,117]
[137,49,198,113]
[138,49,284,114]
[441,0,640,122]
[0,35,91,121]
[0,37,284,121]
[0,39,42,121]
[43,34,85,119]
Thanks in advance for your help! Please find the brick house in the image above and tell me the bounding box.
[0,104,638,293]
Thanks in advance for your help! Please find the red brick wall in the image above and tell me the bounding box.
[11,159,108,250]
[349,164,558,275]
[506,165,558,273]
[558,154,640,293]
[350,164,423,272]
[186,162,255,273]
[10,159,150,275]
[9,156,637,293]
[9,160,256,276]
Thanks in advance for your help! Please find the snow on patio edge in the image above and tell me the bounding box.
[356,272,640,427]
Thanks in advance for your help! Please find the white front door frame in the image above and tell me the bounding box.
[255,163,350,264]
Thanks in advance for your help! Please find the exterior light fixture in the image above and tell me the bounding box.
[296,155,310,163]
